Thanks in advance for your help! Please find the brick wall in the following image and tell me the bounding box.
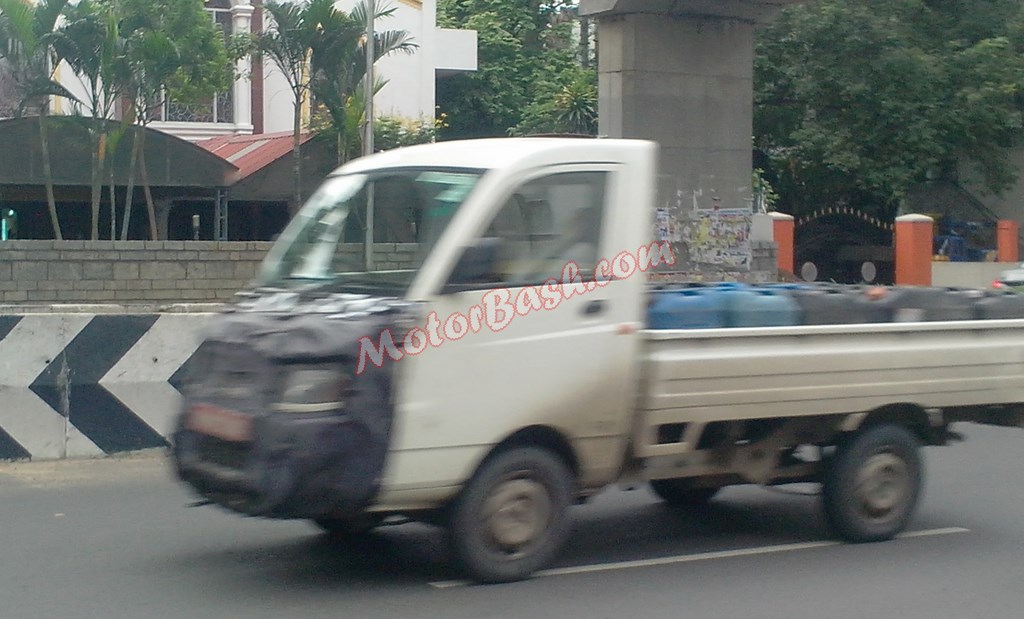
[0,241,274,304]
[332,243,420,270]
[0,239,779,305]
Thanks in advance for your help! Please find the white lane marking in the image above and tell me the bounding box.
[896,526,970,539]
[429,526,971,589]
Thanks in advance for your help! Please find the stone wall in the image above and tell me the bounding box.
[331,243,420,271]
[932,261,1015,289]
[0,241,273,304]
[0,238,780,305]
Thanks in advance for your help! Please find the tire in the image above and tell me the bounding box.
[822,424,923,543]
[448,447,575,583]
[649,479,719,507]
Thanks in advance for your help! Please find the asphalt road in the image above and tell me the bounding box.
[1,424,1022,619]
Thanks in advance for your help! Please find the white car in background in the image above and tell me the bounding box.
[994,264,1024,291]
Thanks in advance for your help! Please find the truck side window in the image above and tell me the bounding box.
[483,171,608,286]
[342,175,423,245]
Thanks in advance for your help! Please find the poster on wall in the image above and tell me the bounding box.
[655,207,675,242]
[650,182,755,277]
[683,204,752,270]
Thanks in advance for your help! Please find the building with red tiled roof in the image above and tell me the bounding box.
[193,131,340,241]
[198,131,317,185]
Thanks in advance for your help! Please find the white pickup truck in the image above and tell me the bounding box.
[173,137,1024,583]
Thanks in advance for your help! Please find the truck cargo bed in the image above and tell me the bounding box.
[635,319,1024,458]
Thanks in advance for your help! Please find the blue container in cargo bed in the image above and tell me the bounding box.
[647,287,728,329]
[724,287,801,327]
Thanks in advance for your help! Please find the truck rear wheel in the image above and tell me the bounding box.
[448,447,575,583]
[822,424,922,543]
[649,479,719,507]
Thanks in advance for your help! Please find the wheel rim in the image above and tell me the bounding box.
[853,451,910,523]
[479,474,552,558]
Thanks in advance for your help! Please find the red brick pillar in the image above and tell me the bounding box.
[997,220,1019,263]
[769,212,795,274]
[894,214,934,286]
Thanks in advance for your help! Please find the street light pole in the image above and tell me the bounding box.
[363,0,376,270]
[363,0,375,158]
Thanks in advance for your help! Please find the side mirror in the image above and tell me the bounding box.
[443,237,503,293]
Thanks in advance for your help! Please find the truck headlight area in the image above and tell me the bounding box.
[271,365,349,413]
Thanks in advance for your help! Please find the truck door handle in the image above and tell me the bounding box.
[582,300,606,316]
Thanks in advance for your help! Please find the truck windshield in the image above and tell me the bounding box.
[257,168,484,295]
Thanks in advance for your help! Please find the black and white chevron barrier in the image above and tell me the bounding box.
[0,312,213,461]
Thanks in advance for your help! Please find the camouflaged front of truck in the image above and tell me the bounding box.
[173,293,412,519]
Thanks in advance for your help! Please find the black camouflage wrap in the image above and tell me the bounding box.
[173,292,414,519]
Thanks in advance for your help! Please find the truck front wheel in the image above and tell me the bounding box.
[822,424,923,543]
[448,447,575,583]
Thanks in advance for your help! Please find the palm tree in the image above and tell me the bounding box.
[52,0,128,240]
[0,0,76,240]
[310,0,416,166]
[256,0,329,214]
[117,29,178,241]
[348,0,418,84]
[117,0,237,240]
[258,0,416,211]
[308,7,363,166]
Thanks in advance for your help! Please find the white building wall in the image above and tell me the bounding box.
[51,60,93,117]
[262,55,294,134]
[335,0,436,121]
[262,0,476,133]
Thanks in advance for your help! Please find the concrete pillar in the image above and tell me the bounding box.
[750,213,773,241]
[769,212,795,274]
[581,0,807,277]
[231,1,255,135]
[894,214,934,286]
[997,220,1019,263]
[155,200,173,241]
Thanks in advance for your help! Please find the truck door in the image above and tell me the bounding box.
[385,162,653,492]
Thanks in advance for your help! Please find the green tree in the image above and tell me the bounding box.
[258,0,416,203]
[511,66,596,136]
[117,0,238,239]
[0,0,76,240]
[437,0,579,138]
[256,0,339,213]
[53,0,127,240]
[373,115,438,150]
[754,0,1024,220]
